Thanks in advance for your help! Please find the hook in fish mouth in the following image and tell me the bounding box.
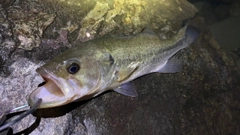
[28,68,75,108]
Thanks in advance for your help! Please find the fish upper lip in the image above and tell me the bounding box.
[37,68,61,90]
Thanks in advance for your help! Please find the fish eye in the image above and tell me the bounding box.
[67,63,80,74]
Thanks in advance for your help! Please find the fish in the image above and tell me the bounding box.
[28,24,200,108]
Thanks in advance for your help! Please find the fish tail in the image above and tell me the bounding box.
[184,25,200,45]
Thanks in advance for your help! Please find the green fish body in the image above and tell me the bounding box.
[28,25,200,108]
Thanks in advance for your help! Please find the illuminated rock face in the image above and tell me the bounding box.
[42,0,198,42]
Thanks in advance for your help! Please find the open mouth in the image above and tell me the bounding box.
[28,68,68,108]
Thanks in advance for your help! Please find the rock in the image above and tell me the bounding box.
[1,0,240,135]
[192,1,218,25]
[230,0,240,17]
[210,16,240,51]
[0,1,55,51]
[233,47,240,57]
[7,2,55,50]
[191,0,239,25]
[213,3,231,21]
[0,0,14,9]
[0,6,17,76]
[41,0,197,42]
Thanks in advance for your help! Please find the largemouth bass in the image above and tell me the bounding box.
[28,25,200,108]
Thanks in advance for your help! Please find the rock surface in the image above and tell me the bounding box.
[1,0,240,135]
[210,16,240,51]
[191,0,240,51]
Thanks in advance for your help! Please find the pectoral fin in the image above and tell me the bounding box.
[117,62,139,82]
[114,82,138,97]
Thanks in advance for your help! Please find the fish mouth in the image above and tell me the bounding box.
[28,68,76,108]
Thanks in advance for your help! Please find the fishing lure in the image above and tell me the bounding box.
[0,99,42,134]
